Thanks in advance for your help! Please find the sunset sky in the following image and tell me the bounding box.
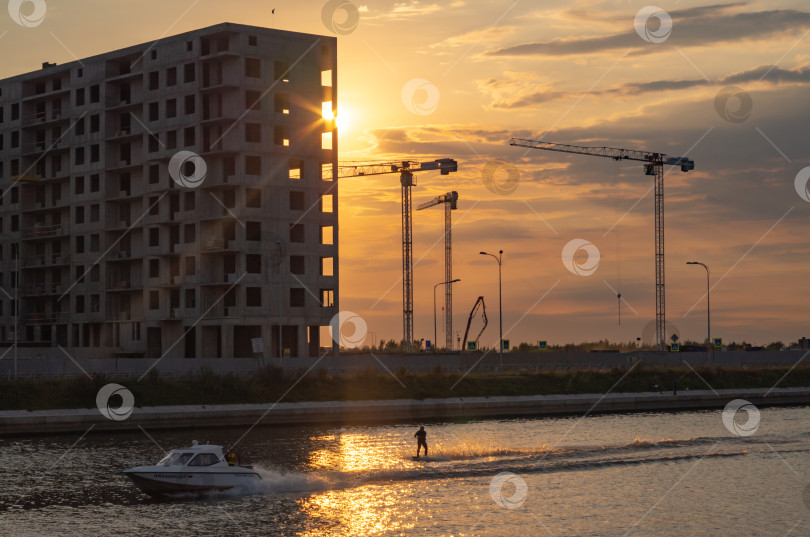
[4,0,809,347]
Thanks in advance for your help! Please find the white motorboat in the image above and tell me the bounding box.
[124,440,261,497]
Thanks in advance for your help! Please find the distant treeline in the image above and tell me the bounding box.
[2,362,809,411]
[350,339,792,353]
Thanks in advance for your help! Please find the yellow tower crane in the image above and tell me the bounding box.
[509,138,695,350]
[416,191,459,350]
[337,159,458,352]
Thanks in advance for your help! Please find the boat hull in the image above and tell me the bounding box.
[124,469,260,497]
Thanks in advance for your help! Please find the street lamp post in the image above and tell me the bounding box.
[433,278,460,353]
[480,250,503,370]
[686,261,711,364]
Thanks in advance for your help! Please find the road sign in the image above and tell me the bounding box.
[426,340,431,351]
[538,340,547,350]
[501,339,510,351]
[466,341,478,351]
[713,338,722,348]
[251,338,264,354]
[670,342,680,352]
[670,333,679,343]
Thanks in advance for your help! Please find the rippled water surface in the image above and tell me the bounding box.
[1,406,809,536]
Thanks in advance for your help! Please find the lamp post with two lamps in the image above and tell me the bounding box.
[433,278,460,352]
[686,261,711,363]
[480,250,503,370]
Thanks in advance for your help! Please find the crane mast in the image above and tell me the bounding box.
[509,138,695,350]
[417,191,459,350]
[338,159,458,352]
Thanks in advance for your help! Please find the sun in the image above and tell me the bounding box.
[335,109,351,132]
[323,103,352,132]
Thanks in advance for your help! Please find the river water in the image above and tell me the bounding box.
[1,405,809,536]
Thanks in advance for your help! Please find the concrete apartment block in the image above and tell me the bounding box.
[0,23,338,360]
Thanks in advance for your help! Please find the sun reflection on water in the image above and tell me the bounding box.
[299,486,416,537]
[308,432,411,473]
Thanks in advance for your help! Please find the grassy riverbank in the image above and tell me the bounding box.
[1,364,809,411]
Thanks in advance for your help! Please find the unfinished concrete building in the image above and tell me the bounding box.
[0,23,338,359]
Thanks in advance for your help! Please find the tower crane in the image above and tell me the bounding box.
[416,191,459,350]
[509,138,695,350]
[337,159,458,352]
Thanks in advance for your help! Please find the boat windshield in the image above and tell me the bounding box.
[157,452,195,466]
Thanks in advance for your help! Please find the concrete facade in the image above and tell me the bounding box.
[0,23,338,359]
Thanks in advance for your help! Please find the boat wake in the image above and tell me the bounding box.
[235,435,761,498]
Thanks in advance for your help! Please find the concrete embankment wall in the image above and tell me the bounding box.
[1,387,808,437]
[1,350,807,379]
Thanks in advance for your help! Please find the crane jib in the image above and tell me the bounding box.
[509,138,694,172]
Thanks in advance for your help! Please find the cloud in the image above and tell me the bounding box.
[430,25,515,49]
[480,64,810,109]
[361,0,452,22]
[723,64,810,85]
[486,5,810,57]
[476,71,568,108]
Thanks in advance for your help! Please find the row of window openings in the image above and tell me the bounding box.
[146,286,335,310]
[0,217,333,251]
[0,66,329,124]
[13,252,335,286]
[0,155,333,187]
[145,61,332,92]
[4,32,309,97]
[144,190,333,213]
[0,286,332,315]
[145,222,335,247]
[143,155,332,184]
[10,86,300,127]
[16,57,272,112]
[5,114,102,152]
[0,96,331,151]
[0,208,334,241]
[3,254,334,295]
[26,34,324,84]
[141,255,335,278]
[27,183,332,219]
